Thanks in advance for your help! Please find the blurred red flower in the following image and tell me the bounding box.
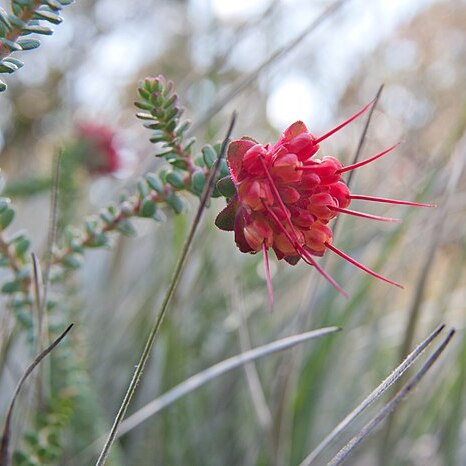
[77,122,121,175]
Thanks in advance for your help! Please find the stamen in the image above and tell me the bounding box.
[325,242,403,289]
[261,201,347,297]
[262,242,274,312]
[336,143,401,174]
[350,195,436,208]
[258,157,347,296]
[259,156,291,220]
[313,100,375,144]
[330,206,400,223]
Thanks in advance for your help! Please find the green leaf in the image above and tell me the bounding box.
[216,176,236,198]
[33,10,63,24]
[14,237,30,256]
[191,171,205,195]
[46,0,64,11]
[2,281,21,294]
[0,61,18,73]
[116,219,136,237]
[183,137,196,152]
[16,37,40,50]
[0,207,14,230]
[22,25,53,35]
[87,233,108,248]
[99,208,115,224]
[169,158,188,170]
[0,38,21,51]
[0,9,11,29]
[136,112,155,120]
[202,145,217,168]
[176,120,190,137]
[139,199,156,218]
[137,86,151,100]
[166,171,185,189]
[84,218,99,236]
[219,159,230,178]
[0,80,6,92]
[134,101,153,111]
[16,266,30,280]
[62,254,82,269]
[0,197,10,213]
[7,14,25,29]
[166,192,184,214]
[137,179,150,197]
[3,57,23,69]
[145,173,164,194]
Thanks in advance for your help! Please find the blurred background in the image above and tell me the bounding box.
[1,0,466,464]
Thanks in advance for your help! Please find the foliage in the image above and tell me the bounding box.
[0,0,73,92]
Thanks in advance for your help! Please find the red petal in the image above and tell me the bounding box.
[282,121,309,141]
[227,138,256,183]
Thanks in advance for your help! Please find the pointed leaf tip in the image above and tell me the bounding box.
[215,197,239,232]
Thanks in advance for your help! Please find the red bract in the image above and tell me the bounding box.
[215,103,433,307]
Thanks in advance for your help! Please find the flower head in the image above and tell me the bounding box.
[216,102,433,307]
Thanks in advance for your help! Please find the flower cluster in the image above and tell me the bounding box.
[216,103,431,303]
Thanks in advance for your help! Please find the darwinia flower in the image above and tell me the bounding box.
[77,122,121,175]
[215,102,433,306]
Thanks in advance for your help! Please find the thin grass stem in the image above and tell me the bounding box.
[94,113,236,466]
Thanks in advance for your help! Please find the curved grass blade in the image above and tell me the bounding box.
[0,323,73,466]
[118,327,341,437]
[71,325,340,465]
[327,329,455,466]
[299,324,445,466]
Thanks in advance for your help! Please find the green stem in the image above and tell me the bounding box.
[95,113,236,466]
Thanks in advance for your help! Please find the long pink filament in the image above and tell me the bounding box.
[325,242,403,289]
[262,242,274,312]
[350,194,435,208]
[330,206,400,223]
[313,100,375,144]
[258,157,347,296]
[261,201,347,297]
[337,143,401,174]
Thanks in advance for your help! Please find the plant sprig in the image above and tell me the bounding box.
[0,0,74,92]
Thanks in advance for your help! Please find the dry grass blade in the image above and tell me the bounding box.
[31,253,44,350]
[299,324,445,466]
[90,327,340,452]
[189,0,347,135]
[345,84,384,188]
[327,328,455,466]
[0,323,73,466]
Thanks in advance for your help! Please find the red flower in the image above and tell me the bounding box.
[77,122,121,175]
[216,103,433,307]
